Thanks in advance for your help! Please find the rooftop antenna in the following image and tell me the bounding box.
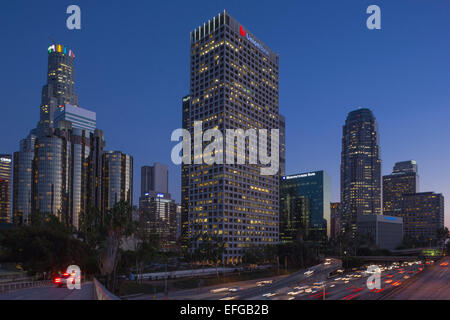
[48,34,56,45]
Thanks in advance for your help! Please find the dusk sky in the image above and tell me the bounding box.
[1,0,449,228]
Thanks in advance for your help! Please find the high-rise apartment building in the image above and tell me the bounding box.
[383,161,419,216]
[184,11,280,264]
[13,44,106,229]
[340,108,381,237]
[102,151,133,211]
[280,171,331,243]
[141,163,168,196]
[0,155,12,223]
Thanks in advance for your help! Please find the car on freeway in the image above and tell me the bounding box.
[304,270,314,276]
[53,272,76,288]
[229,287,241,292]
[440,262,448,267]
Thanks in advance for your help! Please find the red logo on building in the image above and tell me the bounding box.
[240,25,246,37]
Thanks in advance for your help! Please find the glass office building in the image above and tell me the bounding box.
[0,155,12,223]
[102,151,133,212]
[13,44,108,229]
[280,171,331,243]
[340,108,381,238]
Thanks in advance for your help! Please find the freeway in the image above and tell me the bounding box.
[383,256,450,300]
[0,282,93,300]
[130,259,341,300]
[241,259,426,300]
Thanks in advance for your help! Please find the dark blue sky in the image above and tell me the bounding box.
[1,0,449,228]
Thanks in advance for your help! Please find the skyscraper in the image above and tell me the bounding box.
[398,192,444,243]
[181,95,191,248]
[14,44,106,229]
[185,11,280,264]
[102,151,133,211]
[0,155,12,223]
[280,171,331,243]
[340,108,381,237]
[330,202,341,240]
[141,163,168,196]
[139,191,177,251]
[383,161,419,216]
[279,114,286,177]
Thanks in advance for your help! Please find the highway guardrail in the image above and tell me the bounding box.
[93,278,120,300]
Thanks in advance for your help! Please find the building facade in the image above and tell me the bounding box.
[279,114,286,176]
[102,151,133,212]
[0,155,12,223]
[140,191,177,251]
[330,202,341,240]
[184,11,280,264]
[12,44,116,229]
[397,192,444,243]
[280,171,331,243]
[357,215,403,251]
[340,108,381,238]
[383,160,419,216]
[141,163,168,197]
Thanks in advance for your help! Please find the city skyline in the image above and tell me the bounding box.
[0,1,449,228]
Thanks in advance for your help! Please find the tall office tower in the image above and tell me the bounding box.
[340,108,381,238]
[39,44,78,131]
[102,151,133,211]
[139,191,177,251]
[383,161,419,216]
[13,137,36,225]
[280,171,331,243]
[279,114,286,176]
[181,95,191,248]
[393,160,418,174]
[14,44,106,229]
[330,202,341,240]
[141,163,168,196]
[186,11,280,264]
[0,155,12,223]
[398,192,444,243]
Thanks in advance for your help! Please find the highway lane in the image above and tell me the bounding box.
[385,257,450,300]
[130,258,341,300]
[0,282,93,300]
[250,260,424,301]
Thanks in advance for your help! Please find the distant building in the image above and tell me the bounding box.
[141,163,168,196]
[102,151,133,211]
[330,202,341,240]
[279,114,286,176]
[397,192,444,243]
[341,108,381,238]
[357,215,403,251]
[383,161,419,216]
[54,104,96,133]
[0,155,12,223]
[139,191,177,251]
[13,44,106,229]
[280,171,331,242]
[176,204,182,240]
